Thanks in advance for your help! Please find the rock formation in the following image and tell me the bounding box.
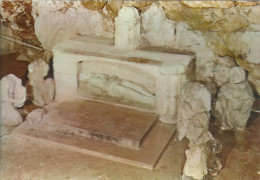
[1,1,259,96]
[0,74,26,126]
[28,59,55,106]
[213,67,255,131]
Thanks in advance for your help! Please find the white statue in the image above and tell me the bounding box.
[213,67,255,131]
[183,146,208,180]
[79,73,154,105]
[115,6,140,49]
[177,82,211,141]
[26,108,47,125]
[28,59,55,106]
[178,82,221,179]
[0,74,26,126]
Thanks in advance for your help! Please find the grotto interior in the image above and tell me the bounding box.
[0,1,259,180]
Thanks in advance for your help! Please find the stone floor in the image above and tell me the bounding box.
[0,53,260,180]
[0,112,259,180]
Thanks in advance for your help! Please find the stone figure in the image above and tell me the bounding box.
[115,7,140,49]
[183,146,208,180]
[79,72,154,105]
[213,67,255,131]
[28,59,55,106]
[178,82,221,180]
[26,108,47,125]
[177,82,211,141]
[0,74,26,126]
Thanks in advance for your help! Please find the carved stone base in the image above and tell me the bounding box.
[11,100,176,170]
[40,100,158,150]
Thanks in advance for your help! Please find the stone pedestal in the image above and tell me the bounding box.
[115,7,140,49]
[53,36,194,124]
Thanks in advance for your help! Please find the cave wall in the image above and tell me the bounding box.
[1,1,259,95]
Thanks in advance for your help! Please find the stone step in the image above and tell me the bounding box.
[41,100,158,150]
[12,118,176,170]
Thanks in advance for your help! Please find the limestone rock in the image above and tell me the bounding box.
[181,1,234,8]
[195,50,216,82]
[0,0,40,49]
[32,1,103,50]
[226,31,260,64]
[183,146,208,180]
[106,1,123,17]
[247,5,260,31]
[0,1,34,31]
[141,4,215,83]
[141,4,176,47]
[248,65,260,95]
[235,1,260,7]
[214,56,236,86]
[123,1,153,11]
[209,7,248,33]
[229,67,246,84]
[240,31,260,64]
[81,1,106,11]
[26,108,47,125]
[235,57,260,95]
[213,67,255,131]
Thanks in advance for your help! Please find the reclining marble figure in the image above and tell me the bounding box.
[79,72,155,105]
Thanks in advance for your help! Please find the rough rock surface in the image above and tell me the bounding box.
[214,56,236,87]
[213,67,255,131]
[0,1,37,42]
[141,4,216,83]
[1,2,260,95]
[181,1,234,9]
[31,1,103,51]
[248,65,260,95]
[81,0,106,11]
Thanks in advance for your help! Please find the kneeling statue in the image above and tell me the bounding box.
[213,67,254,131]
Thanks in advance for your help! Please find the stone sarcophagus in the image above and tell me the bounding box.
[53,36,194,124]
